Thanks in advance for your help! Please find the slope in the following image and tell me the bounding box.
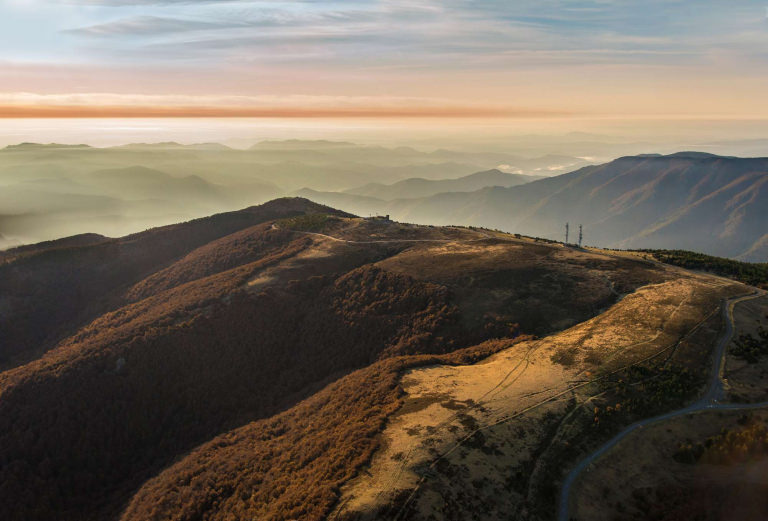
[0,201,669,521]
[0,198,350,369]
[119,231,745,521]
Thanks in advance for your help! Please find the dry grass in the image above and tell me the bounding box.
[331,275,743,520]
[0,203,736,521]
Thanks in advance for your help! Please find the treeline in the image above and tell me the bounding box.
[278,213,335,232]
[638,249,768,288]
[675,415,768,465]
[120,337,525,521]
[0,198,346,368]
[730,317,768,363]
[0,257,511,521]
[594,365,701,426]
[0,199,668,521]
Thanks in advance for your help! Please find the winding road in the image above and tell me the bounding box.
[282,222,768,521]
[557,288,767,521]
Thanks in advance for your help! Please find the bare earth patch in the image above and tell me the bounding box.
[332,273,742,520]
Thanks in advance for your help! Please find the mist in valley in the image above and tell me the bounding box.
[1,118,767,261]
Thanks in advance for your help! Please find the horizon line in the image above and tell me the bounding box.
[0,105,568,119]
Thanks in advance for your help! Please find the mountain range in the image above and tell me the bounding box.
[297,152,768,261]
[342,169,543,200]
[0,141,585,246]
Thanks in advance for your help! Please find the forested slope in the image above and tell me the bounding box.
[0,199,669,521]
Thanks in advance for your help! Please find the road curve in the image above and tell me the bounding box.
[283,222,767,521]
[557,288,766,521]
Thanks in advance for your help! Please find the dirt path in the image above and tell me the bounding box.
[557,288,767,521]
[287,225,492,245]
[328,274,730,520]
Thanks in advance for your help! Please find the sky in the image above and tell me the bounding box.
[1,0,768,119]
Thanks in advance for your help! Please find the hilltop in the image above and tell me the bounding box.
[0,197,706,521]
[300,152,768,261]
[1,198,762,521]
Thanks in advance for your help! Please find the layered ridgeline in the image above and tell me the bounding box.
[343,169,544,200]
[0,141,581,246]
[297,152,768,261]
[0,197,697,521]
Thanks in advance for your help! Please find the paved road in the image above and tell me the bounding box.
[557,289,766,521]
[284,222,767,521]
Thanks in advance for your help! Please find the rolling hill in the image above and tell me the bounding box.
[0,197,702,521]
[297,152,768,261]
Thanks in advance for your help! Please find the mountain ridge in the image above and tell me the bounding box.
[343,168,544,200]
[297,152,768,261]
[0,198,680,521]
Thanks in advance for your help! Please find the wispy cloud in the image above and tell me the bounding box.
[66,16,243,36]
[2,1,768,117]
[53,0,768,69]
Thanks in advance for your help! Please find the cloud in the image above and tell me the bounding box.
[5,0,768,118]
[66,16,243,36]
[59,1,239,4]
[63,4,384,39]
[57,0,362,5]
[56,0,765,69]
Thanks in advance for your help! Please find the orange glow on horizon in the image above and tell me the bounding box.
[0,104,568,119]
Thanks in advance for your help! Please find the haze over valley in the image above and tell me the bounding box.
[0,138,596,249]
[2,137,766,262]
[3,0,768,520]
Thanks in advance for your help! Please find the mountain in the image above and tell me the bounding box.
[0,197,690,521]
[1,140,587,247]
[299,152,768,261]
[87,166,227,201]
[250,139,359,150]
[343,169,544,200]
[112,142,234,151]
[294,187,386,212]
[0,198,350,369]
[3,142,91,150]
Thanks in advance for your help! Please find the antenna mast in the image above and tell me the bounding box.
[578,224,583,248]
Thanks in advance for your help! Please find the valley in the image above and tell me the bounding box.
[0,141,585,249]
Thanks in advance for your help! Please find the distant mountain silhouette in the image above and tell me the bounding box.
[343,169,543,200]
[299,153,768,261]
[0,139,590,246]
[113,142,233,150]
[3,142,91,150]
